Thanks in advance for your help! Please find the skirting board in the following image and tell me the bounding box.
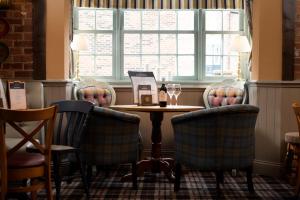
[254,159,283,177]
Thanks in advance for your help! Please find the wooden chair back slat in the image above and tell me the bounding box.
[293,103,300,138]
[51,100,93,148]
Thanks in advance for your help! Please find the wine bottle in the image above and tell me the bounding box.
[159,80,167,107]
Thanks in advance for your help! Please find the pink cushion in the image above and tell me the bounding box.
[77,86,112,107]
[8,152,44,168]
[207,87,244,107]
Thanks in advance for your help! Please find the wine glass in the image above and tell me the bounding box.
[166,84,175,106]
[174,84,181,106]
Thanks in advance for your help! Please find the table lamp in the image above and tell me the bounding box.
[230,35,251,80]
[70,34,88,80]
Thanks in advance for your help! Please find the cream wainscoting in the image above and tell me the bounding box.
[42,80,74,106]
[249,81,300,177]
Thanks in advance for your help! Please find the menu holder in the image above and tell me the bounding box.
[8,81,27,110]
[128,71,158,105]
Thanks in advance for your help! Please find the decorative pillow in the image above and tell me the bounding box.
[76,86,112,107]
[207,87,244,107]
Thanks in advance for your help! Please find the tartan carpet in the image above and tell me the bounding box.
[37,165,298,200]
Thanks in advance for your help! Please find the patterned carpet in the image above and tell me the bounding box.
[36,165,298,200]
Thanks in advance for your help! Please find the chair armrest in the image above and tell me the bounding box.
[92,106,140,124]
[172,104,259,124]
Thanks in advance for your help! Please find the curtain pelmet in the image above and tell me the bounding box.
[73,0,245,9]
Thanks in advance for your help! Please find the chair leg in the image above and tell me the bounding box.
[246,166,254,193]
[174,163,181,192]
[75,151,90,197]
[215,170,222,196]
[286,144,294,174]
[132,162,137,190]
[86,165,93,188]
[52,153,61,200]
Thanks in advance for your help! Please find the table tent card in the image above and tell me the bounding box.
[128,71,158,105]
[8,81,27,110]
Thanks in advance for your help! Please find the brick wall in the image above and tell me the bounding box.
[0,0,33,79]
[295,0,300,79]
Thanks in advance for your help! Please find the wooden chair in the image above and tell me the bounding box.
[50,100,93,200]
[286,103,300,195]
[0,106,57,200]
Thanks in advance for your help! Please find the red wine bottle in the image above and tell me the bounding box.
[159,81,167,107]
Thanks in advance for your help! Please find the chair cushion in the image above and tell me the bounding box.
[76,86,112,107]
[207,87,244,107]
[8,152,44,168]
[285,132,300,144]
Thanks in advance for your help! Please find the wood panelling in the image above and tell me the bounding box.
[249,81,300,176]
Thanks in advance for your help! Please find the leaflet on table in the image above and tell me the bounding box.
[128,71,158,105]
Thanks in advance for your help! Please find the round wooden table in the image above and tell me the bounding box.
[110,105,204,182]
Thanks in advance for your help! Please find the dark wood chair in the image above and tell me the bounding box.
[50,100,93,200]
[0,106,57,200]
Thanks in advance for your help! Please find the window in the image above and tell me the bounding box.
[73,9,246,82]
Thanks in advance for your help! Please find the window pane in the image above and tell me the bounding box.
[142,11,159,30]
[160,56,177,78]
[224,34,239,55]
[178,34,194,54]
[78,55,94,76]
[223,11,239,31]
[95,56,112,76]
[205,56,222,76]
[205,11,222,31]
[142,56,159,77]
[178,56,194,76]
[96,10,113,30]
[123,56,141,76]
[96,34,112,54]
[206,34,222,55]
[124,34,140,54]
[178,11,194,30]
[124,11,141,30]
[142,34,159,54]
[80,33,95,54]
[160,34,176,54]
[160,11,176,30]
[78,10,95,30]
[223,56,238,76]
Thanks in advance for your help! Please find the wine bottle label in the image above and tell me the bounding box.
[159,90,167,101]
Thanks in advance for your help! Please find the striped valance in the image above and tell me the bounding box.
[73,0,244,9]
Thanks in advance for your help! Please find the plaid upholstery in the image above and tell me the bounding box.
[81,107,140,165]
[76,86,113,107]
[171,104,259,170]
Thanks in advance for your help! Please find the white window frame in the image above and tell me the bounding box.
[73,8,246,83]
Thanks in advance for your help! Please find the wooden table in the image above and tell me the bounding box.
[110,105,204,182]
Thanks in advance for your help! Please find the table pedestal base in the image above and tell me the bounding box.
[121,157,175,182]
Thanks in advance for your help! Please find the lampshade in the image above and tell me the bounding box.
[70,34,88,51]
[230,35,251,53]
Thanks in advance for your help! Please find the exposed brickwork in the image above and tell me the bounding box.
[0,0,33,79]
[295,0,300,79]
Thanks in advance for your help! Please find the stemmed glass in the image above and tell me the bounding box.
[166,84,175,106]
[174,84,181,106]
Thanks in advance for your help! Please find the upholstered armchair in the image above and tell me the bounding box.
[203,79,248,108]
[73,78,116,106]
[171,105,259,194]
[81,107,140,188]
[73,79,142,188]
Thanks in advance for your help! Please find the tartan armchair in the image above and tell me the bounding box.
[80,106,141,189]
[171,104,259,194]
